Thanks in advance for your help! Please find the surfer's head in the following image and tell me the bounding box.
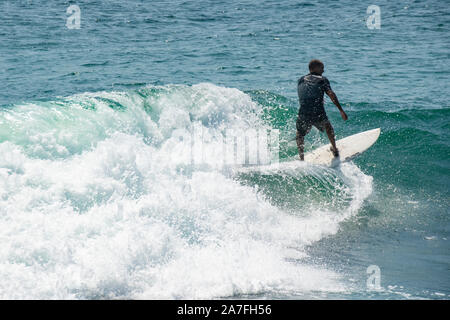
[309,59,324,75]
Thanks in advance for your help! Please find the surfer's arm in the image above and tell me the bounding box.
[326,90,348,121]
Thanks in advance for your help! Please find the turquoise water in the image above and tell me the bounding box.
[0,0,448,299]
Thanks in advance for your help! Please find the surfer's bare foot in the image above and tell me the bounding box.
[330,146,339,157]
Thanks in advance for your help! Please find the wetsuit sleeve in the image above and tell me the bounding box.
[322,77,332,92]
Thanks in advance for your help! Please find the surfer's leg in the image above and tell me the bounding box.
[296,131,305,160]
[296,118,311,161]
[323,121,339,157]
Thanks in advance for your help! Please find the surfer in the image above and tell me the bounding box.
[296,59,348,160]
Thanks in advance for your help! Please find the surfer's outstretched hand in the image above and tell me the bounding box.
[340,110,348,121]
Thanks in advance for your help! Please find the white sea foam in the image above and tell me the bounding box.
[0,83,372,299]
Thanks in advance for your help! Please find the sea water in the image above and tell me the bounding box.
[0,0,448,299]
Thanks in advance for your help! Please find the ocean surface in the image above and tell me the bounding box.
[0,0,448,299]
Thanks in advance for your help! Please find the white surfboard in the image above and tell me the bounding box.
[235,128,380,173]
[304,128,381,167]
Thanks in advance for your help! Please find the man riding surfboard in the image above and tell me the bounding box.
[296,59,348,160]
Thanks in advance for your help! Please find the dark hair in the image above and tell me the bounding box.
[309,59,324,72]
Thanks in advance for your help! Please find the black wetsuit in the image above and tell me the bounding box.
[296,73,332,136]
